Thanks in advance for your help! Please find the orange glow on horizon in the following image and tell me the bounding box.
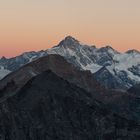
[0,0,140,57]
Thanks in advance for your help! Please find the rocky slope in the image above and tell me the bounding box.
[0,50,47,79]
[0,54,140,123]
[0,70,139,140]
[0,54,105,100]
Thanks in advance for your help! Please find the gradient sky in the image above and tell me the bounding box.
[0,0,140,57]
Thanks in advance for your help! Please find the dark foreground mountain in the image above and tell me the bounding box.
[0,54,140,123]
[0,70,140,140]
[128,84,140,96]
[0,54,105,98]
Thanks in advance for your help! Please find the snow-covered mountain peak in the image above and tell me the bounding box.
[57,36,80,47]
[101,45,114,50]
[48,37,140,90]
[90,45,96,49]
[97,46,119,55]
[63,36,79,43]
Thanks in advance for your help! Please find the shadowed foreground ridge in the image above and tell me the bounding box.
[0,70,140,140]
[128,84,140,96]
[0,54,140,124]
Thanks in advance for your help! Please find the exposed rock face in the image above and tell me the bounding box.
[94,66,124,90]
[0,51,47,72]
[0,70,140,140]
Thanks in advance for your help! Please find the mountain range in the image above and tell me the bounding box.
[0,54,140,122]
[0,36,140,90]
[0,36,140,139]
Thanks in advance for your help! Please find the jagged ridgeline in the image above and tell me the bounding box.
[0,36,140,90]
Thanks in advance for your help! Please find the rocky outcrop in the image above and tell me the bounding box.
[94,66,125,90]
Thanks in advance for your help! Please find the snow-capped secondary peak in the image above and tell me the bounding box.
[126,49,140,55]
[97,46,119,55]
[0,56,7,61]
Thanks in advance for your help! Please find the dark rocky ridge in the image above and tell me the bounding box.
[0,54,140,123]
[0,70,140,140]
[0,54,105,98]
[128,84,140,96]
